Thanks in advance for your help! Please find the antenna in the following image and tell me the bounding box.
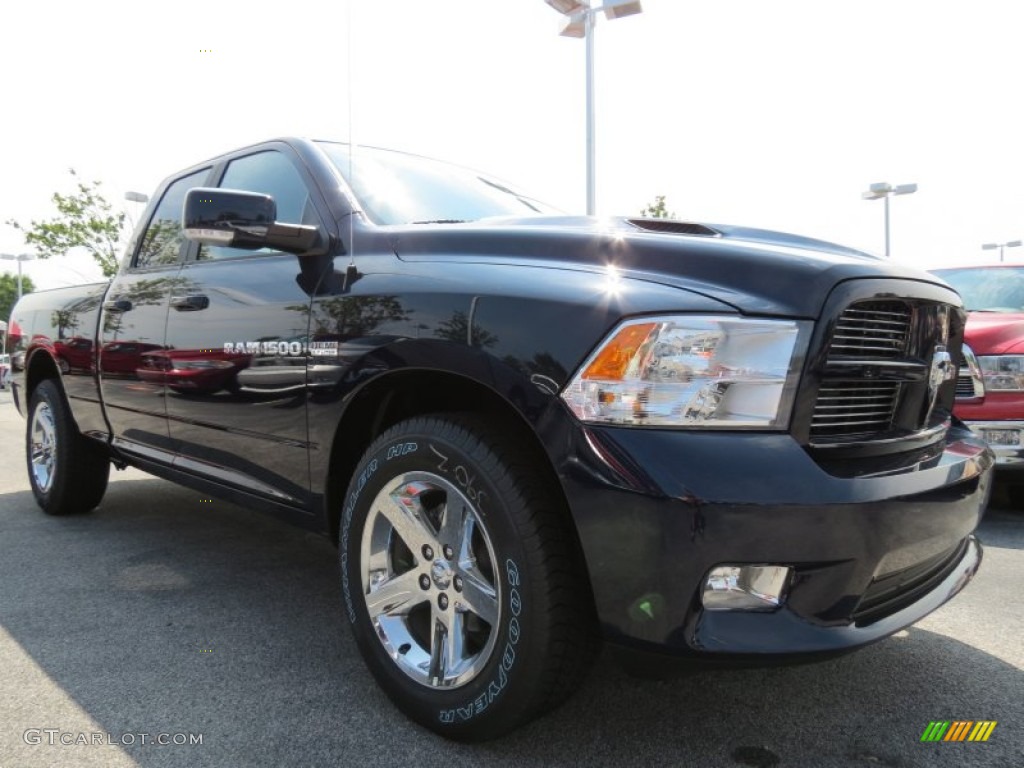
[347,0,356,275]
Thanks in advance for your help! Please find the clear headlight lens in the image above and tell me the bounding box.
[561,315,807,428]
[978,355,1024,391]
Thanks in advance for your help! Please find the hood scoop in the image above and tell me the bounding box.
[626,218,720,237]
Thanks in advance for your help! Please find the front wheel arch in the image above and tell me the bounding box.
[324,369,574,539]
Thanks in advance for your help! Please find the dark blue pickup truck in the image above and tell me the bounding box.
[8,138,992,740]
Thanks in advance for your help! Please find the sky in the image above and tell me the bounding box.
[1,0,1022,290]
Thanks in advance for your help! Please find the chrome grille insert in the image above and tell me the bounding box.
[811,382,901,435]
[955,369,975,398]
[827,301,911,361]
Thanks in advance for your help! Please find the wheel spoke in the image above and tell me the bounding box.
[428,615,448,683]
[438,500,468,555]
[379,483,438,555]
[365,569,428,619]
[458,570,499,626]
[428,608,465,685]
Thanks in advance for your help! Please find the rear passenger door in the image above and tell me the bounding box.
[100,167,210,458]
[163,146,331,507]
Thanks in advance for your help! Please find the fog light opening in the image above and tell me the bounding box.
[702,565,792,612]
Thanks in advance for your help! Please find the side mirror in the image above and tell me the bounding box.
[183,188,323,255]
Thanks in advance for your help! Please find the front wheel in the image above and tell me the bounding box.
[26,379,110,515]
[339,414,597,740]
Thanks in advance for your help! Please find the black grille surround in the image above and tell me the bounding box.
[791,279,966,457]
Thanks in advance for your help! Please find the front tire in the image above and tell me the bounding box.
[339,413,597,740]
[26,378,110,515]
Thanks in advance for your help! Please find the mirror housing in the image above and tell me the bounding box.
[183,188,323,255]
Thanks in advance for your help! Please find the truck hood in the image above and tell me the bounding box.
[389,216,950,318]
[964,312,1024,354]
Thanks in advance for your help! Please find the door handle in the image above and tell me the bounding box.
[170,295,209,311]
[103,299,133,313]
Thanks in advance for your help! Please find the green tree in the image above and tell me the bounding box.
[288,295,410,339]
[6,169,126,278]
[640,195,675,219]
[435,310,499,348]
[0,272,36,323]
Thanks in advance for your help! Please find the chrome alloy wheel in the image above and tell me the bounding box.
[30,402,57,493]
[361,471,501,689]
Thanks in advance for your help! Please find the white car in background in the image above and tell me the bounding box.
[0,354,11,389]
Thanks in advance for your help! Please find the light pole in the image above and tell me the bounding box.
[861,181,917,258]
[124,190,149,234]
[544,1,643,216]
[0,253,35,302]
[982,240,1022,262]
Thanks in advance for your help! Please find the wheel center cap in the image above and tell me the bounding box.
[430,559,452,590]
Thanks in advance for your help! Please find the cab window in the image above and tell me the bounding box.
[134,169,210,269]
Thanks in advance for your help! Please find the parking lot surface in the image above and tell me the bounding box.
[1,387,1021,768]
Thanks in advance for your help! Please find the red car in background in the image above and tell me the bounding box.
[137,348,250,394]
[53,337,94,374]
[932,264,1024,503]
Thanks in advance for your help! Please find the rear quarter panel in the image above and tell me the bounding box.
[11,282,110,437]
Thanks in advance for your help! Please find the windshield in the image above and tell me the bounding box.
[932,267,1024,312]
[317,142,558,226]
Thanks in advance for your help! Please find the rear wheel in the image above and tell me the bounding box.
[339,413,597,740]
[26,379,110,515]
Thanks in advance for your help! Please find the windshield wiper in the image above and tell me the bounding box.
[411,219,469,225]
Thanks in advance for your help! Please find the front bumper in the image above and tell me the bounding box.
[964,420,1024,469]
[550,416,993,662]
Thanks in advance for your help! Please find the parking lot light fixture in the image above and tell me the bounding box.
[861,181,917,259]
[544,0,585,13]
[543,1,644,216]
[602,0,643,20]
[982,240,1022,262]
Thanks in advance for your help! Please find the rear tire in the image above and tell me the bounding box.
[339,413,597,740]
[26,378,110,515]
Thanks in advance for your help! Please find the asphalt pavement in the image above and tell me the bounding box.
[0,385,1022,768]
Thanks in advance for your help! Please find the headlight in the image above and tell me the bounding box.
[561,315,808,428]
[978,355,1024,391]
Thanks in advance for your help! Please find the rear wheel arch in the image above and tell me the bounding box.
[26,348,62,402]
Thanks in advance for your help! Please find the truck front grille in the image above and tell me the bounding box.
[806,290,961,447]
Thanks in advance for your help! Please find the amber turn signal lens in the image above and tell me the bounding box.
[582,322,658,380]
